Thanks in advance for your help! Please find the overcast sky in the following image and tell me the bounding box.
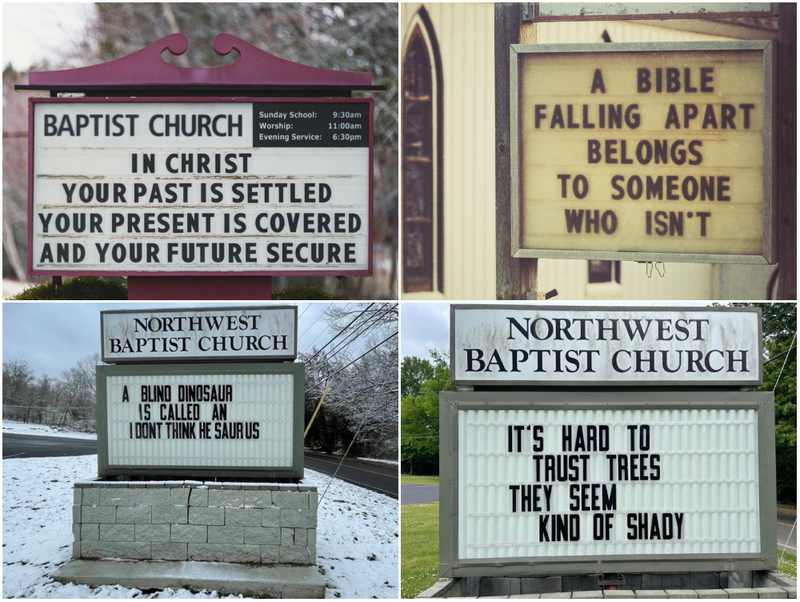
[399,303,450,360]
[3,300,447,377]
[397,301,720,363]
[3,3,94,71]
[2,302,354,378]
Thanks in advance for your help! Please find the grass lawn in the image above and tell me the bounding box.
[401,501,439,599]
[778,549,797,580]
[400,496,798,596]
[401,474,440,486]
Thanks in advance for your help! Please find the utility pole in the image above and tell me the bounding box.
[777,3,796,299]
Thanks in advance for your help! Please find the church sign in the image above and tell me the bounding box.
[442,304,776,576]
[97,362,304,479]
[28,97,373,276]
[510,41,775,264]
[451,305,762,387]
[439,391,776,577]
[101,305,297,363]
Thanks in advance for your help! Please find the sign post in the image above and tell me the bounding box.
[440,304,777,592]
[18,34,382,300]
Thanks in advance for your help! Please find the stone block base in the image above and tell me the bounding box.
[73,480,317,566]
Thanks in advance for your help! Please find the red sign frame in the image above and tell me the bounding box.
[27,95,374,278]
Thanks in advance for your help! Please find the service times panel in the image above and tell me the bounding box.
[29,98,373,275]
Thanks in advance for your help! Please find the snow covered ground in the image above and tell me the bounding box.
[3,421,97,440]
[2,454,398,599]
[356,457,398,466]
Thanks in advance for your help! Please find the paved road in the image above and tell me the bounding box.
[401,484,439,505]
[304,451,398,499]
[3,436,398,499]
[777,508,797,554]
[3,433,97,458]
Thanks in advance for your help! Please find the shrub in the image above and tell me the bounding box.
[9,277,128,300]
[272,285,342,300]
[9,279,343,301]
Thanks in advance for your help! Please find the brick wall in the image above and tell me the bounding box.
[73,480,317,565]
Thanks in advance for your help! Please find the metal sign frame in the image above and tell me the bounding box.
[510,40,776,265]
[96,362,305,479]
[100,305,298,364]
[28,96,374,277]
[450,304,763,388]
[439,390,777,577]
[531,3,775,22]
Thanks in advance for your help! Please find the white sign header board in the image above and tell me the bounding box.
[101,306,297,363]
[451,305,761,386]
[29,98,372,276]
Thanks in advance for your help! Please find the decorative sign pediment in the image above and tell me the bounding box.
[28,33,372,88]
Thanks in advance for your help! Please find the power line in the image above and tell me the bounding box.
[325,307,389,357]
[304,303,374,364]
[304,380,398,413]
[306,330,398,391]
[773,333,797,393]
[298,303,334,348]
[317,305,397,366]
[318,378,395,506]
[764,345,797,366]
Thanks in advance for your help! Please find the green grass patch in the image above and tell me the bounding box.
[778,549,797,580]
[401,474,440,486]
[401,502,439,599]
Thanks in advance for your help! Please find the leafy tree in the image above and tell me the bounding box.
[272,285,343,300]
[757,304,796,504]
[401,350,454,475]
[729,303,796,504]
[401,355,434,398]
[9,277,127,300]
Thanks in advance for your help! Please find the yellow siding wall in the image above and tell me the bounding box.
[402,3,497,300]
[401,6,775,301]
[536,20,729,44]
